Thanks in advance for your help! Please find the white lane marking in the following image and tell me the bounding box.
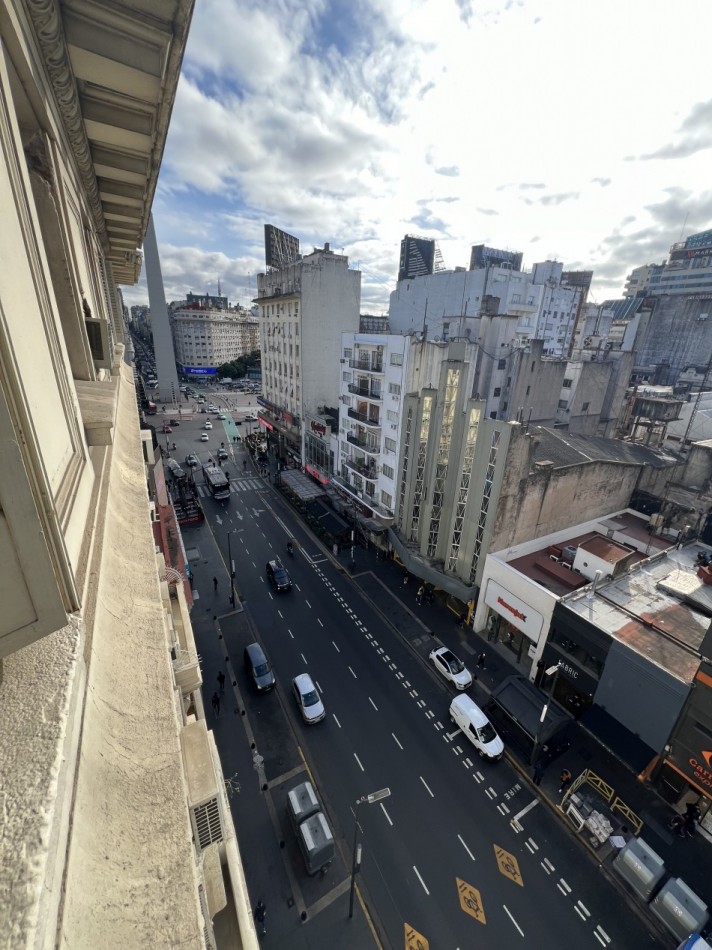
[594,925,611,947]
[317,617,324,627]
[458,834,476,861]
[496,803,510,816]
[503,905,524,937]
[305,599,312,609]
[354,753,365,772]
[300,653,308,665]
[524,838,539,855]
[557,878,572,896]
[541,858,555,875]
[512,799,539,825]
[277,609,283,618]
[333,713,341,728]
[392,733,403,750]
[380,803,393,826]
[485,786,497,800]
[316,681,322,693]
[446,729,460,740]
[294,583,301,591]
[413,866,430,896]
[348,666,357,679]
[332,641,340,653]
[288,629,294,639]
[369,697,378,711]
[420,776,435,798]
[575,901,591,921]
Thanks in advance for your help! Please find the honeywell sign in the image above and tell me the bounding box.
[484,580,544,643]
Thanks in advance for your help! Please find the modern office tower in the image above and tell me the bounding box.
[624,228,712,297]
[398,234,445,281]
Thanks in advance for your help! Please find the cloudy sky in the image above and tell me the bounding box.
[126,0,712,313]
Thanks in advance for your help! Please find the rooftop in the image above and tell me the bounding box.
[530,428,675,472]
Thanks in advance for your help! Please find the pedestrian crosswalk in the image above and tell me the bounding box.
[195,477,263,498]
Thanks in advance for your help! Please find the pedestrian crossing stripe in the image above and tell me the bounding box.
[195,479,262,497]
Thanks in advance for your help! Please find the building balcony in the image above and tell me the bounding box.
[348,358,383,374]
[347,383,382,400]
[347,432,380,454]
[347,408,380,428]
[343,457,379,481]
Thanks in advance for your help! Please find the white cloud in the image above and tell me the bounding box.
[124,0,712,312]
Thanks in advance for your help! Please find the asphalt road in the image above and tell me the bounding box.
[167,412,665,950]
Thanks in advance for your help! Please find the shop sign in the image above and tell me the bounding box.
[261,419,273,431]
[484,580,544,643]
[310,419,327,439]
[667,748,712,792]
[305,464,329,485]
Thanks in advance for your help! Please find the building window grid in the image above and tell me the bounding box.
[447,407,480,571]
[409,397,432,541]
[469,430,500,583]
[426,370,459,557]
[397,408,413,525]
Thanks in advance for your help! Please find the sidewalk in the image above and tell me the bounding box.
[340,544,712,921]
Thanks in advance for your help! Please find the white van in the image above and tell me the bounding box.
[449,695,504,761]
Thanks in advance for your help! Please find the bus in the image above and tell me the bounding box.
[204,465,231,501]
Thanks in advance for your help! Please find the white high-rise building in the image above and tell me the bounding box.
[256,240,360,463]
[389,253,583,358]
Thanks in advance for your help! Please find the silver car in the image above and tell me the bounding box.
[428,646,473,690]
[292,673,325,724]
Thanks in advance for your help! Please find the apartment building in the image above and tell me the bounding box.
[172,302,259,373]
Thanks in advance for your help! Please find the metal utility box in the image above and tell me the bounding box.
[650,878,709,943]
[296,811,334,876]
[287,781,320,833]
[612,837,665,901]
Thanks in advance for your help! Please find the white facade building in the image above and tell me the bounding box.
[623,228,712,298]
[256,243,360,463]
[388,257,583,358]
[334,333,408,522]
[172,305,259,371]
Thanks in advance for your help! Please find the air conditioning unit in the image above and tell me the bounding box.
[340,358,346,363]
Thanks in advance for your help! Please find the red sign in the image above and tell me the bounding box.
[306,464,330,485]
[497,595,527,623]
[261,418,273,431]
[310,420,327,438]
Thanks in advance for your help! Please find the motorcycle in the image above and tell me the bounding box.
[286,541,294,557]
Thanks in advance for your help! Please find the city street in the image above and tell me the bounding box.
[163,411,665,949]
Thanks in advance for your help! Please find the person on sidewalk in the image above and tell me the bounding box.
[558,768,572,795]
[403,572,409,586]
[416,585,424,606]
[217,671,226,693]
[476,651,486,670]
[211,692,221,716]
[254,899,266,935]
[533,761,545,786]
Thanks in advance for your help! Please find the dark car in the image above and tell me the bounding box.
[217,448,228,461]
[169,418,180,426]
[244,642,275,692]
[184,454,199,467]
[266,559,292,592]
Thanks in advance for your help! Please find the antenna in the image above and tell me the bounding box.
[678,212,689,243]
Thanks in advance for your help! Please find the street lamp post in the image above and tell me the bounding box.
[530,662,562,765]
[349,787,390,919]
[226,531,236,607]
[349,528,356,572]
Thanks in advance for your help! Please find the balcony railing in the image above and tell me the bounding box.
[348,358,383,373]
[343,457,379,480]
[347,383,382,400]
[347,408,380,427]
[347,432,380,454]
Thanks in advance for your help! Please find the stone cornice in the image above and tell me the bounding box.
[26,0,107,247]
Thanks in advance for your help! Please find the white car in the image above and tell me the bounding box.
[292,673,325,724]
[208,404,218,412]
[428,646,473,690]
[200,432,209,442]
[217,413,226,420]
[245,413,257,421]
[204,421,212,429]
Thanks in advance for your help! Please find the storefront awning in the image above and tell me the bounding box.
[279,469,328,502]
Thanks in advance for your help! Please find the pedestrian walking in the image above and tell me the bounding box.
[416,585,424,606]
[213,576,218,592]
[243,459,248,470]
[254,899,266,935]
[332,543,339,557]
[217,671,226,692]
[211,692,220,716]
[403,572,409,586]
[476,651,486,670]
[558,768,572,795]
[533,761,545,786]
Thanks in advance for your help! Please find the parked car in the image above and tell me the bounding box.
[244,642,275,692]
[266,559,292,592]
[429,646,473,690]
[449,695,504,760]
[292,673,325,724]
